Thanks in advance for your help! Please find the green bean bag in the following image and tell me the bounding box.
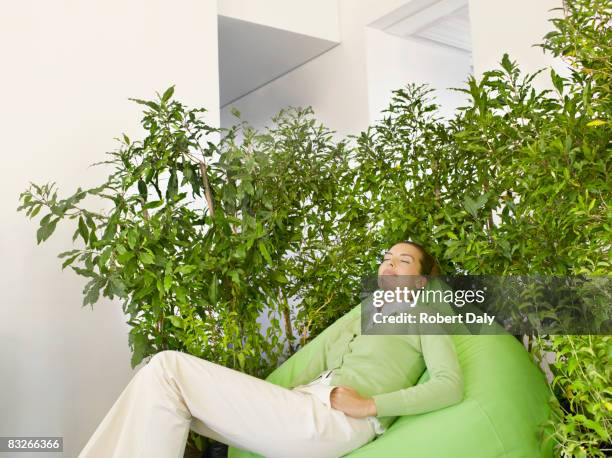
[228,283,556,458]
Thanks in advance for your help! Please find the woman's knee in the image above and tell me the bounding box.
[147,349,185,372]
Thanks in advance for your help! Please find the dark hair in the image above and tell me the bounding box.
[400,240,441,276]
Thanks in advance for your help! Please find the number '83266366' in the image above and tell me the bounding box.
[1,437,63,452]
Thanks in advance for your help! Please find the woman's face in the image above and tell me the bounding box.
[377,242,427,290]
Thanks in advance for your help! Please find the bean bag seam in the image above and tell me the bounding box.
[474,398,509,457]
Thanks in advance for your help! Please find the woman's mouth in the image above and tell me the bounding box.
[382,268,395,276]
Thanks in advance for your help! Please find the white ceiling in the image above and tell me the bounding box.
[369,0,472,54]
[218,15,339,108]
[413,5,471,52]
[218,1,472,108]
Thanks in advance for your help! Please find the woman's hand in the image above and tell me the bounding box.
[330,386,377,418]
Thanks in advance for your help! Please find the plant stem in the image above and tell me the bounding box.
[199,161,215,219]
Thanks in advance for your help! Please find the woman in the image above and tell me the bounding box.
[78,240,463,458]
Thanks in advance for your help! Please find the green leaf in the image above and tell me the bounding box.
[156,277,165,295]
[78,216,89,243]
[232,244,246,259]
[139,251,155,264]
[36,218,59,244]
[176,265,197,275]
[133,285,154,301]
[228,269,241,285]
[463,196,477,218]
[86,214,96,231]
[463,193,487,218]
[83,279,103,306]
[167,315,184,328]
[474,193,488,209]
[138,180,148,201]
[144,200,163,210]
[128,97,160,111]
[162,86,175,102]
[550,68,565,94]
[61,253,81,270]
[102,220,116,241]
[500,53,513,74]
[40,213,53,227]
[127,230,138,249]
[258,241,272,264]
[72,266,97,278]
[29,204,42,218]
[129,331,149,368]
[117,251,134,264]
[208,273,218,303]
[164,273,172,292]
[579,417,607,439]
[109,277,127,297]
[271,271,288,283]
[183,162,193,181]
[166,169,178,201]
[58,249,81,259]
[97,247,112,268]
[175,287,187,304]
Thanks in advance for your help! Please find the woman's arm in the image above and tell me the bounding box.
[370,333,464,417]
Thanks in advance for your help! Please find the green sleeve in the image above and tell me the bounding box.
[371,333,464,417]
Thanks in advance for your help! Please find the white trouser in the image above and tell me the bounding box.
[294,369,386,436]
[78,350,376,458]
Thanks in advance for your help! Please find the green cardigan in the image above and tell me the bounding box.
[288,292,464,432]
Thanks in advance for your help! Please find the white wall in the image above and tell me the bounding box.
[219,0,341,41]
[365,27,472,124]
[220,0,409,139]
[223,0,568,136]
[468,0,567,90]
[0,1,219,456]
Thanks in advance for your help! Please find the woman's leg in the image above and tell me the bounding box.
[78,351,192,458]
[78,350,375,458]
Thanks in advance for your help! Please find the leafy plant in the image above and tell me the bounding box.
[17,0,610,455]
[16,88,371,376]
[532,335,610,457]
[328,0,611,454]
[347,0,611,454]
